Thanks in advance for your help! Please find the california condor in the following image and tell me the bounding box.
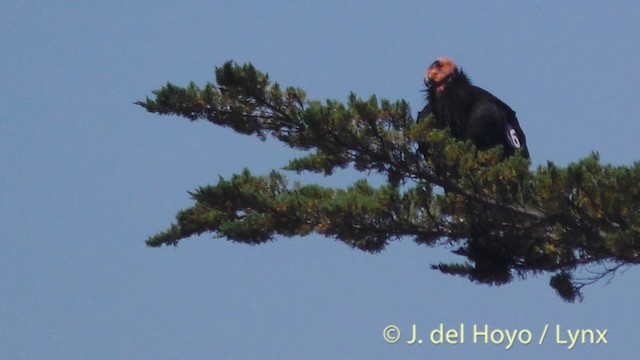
[418,57,530,159]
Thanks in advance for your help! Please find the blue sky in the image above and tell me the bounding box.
[2,1,639,359]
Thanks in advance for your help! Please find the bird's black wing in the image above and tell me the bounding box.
[469,86,530,159]
[417,103,432,123]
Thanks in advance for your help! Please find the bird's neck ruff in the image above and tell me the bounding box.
[430,70,470,94]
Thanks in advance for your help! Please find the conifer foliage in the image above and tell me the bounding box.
[137,61,639,302]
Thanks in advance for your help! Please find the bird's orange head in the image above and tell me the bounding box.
[425,57,458,92]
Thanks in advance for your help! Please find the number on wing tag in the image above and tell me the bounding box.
[506,124,522,149]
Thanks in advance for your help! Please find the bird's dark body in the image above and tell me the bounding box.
[418,69,530,159]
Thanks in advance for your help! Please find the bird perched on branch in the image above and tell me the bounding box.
[418,57,530,159]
